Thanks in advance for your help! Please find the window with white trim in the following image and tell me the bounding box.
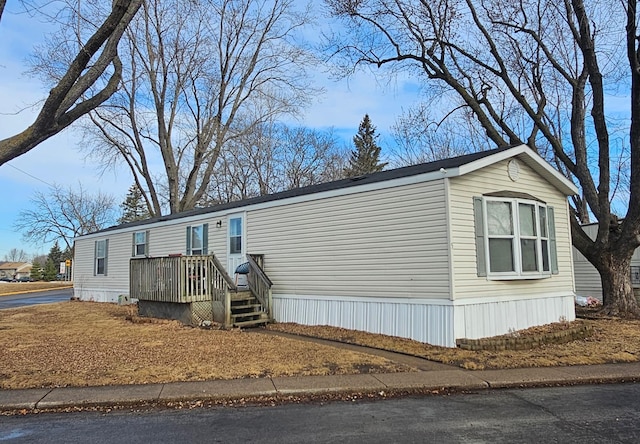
[474,196,557,279]
[132,231,149,257]
[186,224,208,255]
[95,239,108,276]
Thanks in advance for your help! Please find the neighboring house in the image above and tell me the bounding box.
[73,144,578,347]
[0,262,32,280]
[573,222,640,300]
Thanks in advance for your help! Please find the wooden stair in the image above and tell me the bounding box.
[230,290,269,328]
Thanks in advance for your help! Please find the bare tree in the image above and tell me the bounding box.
[3,248,29,262]
[15,183,116,250]
[326,0,640,316]
[201,123,347,204]
[390,103,484,167]
[81,0,318,216]
[0,0,142,165]
[278,125,347,189]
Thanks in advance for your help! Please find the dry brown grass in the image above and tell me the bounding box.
[0,302,408,390]
[0,282,71,296]
[3,299,639,390]
[269,318,640,370]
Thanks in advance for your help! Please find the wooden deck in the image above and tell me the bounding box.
[130,254,272,328]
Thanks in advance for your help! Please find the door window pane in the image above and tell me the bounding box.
[229,218,242,254]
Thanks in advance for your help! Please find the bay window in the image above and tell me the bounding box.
[474,195,557,279]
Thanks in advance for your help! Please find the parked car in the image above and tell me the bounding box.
[0,277,13,282]
[16,276,34,282]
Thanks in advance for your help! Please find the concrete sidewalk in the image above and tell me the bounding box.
[3,361,640,412]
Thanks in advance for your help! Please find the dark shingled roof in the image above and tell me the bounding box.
[92,146,511,235]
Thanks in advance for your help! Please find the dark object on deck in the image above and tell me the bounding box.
[235,262,250,275]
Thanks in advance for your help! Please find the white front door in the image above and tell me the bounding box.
[227,214,245,277]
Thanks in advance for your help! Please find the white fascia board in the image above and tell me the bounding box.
[457,144,579,196]
[76,171,450,241]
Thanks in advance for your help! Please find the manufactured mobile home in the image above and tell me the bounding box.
[573,223,640,300]
[73,144,578,347]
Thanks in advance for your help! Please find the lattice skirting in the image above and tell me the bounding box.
[138,300,213,326]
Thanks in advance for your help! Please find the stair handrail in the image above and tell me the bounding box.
[210,254,237,291]
[246,254,272,287]
[206,254,237,328]
[245,254,272,318]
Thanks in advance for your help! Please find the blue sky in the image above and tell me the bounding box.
[0,3,420,260]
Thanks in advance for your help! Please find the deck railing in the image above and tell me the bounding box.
[246,254,272,318]
[130,254,273,327]
[130,255,236,305]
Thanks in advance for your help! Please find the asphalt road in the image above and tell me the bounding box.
[1,383,639,443]
[0,287,73,309]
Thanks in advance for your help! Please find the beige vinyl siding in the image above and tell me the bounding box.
[74,217,229,299]
[142,219,228,264]
[247,180,451,299]
[73,234,130,294]
[448,157,575,300]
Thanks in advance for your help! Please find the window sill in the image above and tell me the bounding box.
[486,273,552,281]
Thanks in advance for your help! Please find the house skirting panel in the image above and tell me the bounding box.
[453,293,576,341]
[273,294,455,347]
[272,293,575,348]
[74,287,129,304]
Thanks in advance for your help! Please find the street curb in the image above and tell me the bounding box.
[3,366,640,414]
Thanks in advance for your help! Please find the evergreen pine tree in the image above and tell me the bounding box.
[43,258,57,281]
[344,114,388,177]
[62,246,73,262]
[31,260,44,281]
[48,241,63,265]
[118,184,151,224]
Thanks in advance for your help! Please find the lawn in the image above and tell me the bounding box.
[268,316,640,370]
[0,302,409,389]
[0,282,71,295]
[1,299,639,390]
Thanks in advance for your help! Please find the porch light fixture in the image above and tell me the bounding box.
[216,220,222,228]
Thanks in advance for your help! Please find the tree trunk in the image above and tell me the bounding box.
[599,251,639,317]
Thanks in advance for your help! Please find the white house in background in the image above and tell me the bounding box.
[73,144,578,347]
[573,223,640,300]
